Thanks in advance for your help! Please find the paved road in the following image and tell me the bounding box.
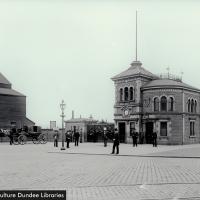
[1,142,200,199]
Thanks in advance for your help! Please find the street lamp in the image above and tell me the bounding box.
[60,100,66,150]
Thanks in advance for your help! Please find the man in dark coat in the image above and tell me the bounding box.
[9,125,16,145]
[111,128,120,154]
[132,131,138,147]
[152,131,157,147]
[103,128,108,147]
[53,133,58,147]
[74,131,80,146]
[65,131,71,148]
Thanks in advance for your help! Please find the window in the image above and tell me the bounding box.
[154,97,159,111]
[190,121,195,136]
[120,88,123,101]
[195,100,197,113]
[169,97,174,111]
[130,87,133,101]
[191,99,194,113]
[160,122,167,136]
[161,96,167,111]
[134,87,136,101]
[124,87,129,101]
[188,99,191,112]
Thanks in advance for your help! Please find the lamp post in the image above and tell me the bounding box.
[60,100,66,150]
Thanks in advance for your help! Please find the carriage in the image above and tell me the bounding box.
[0,125,47,145]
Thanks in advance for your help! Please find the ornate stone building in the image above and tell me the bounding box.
[112,60,200,145]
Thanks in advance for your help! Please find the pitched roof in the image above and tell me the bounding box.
[0,88,25,96]
[142,79,200,91]
[112,61,158,80]
[0,73,11,85]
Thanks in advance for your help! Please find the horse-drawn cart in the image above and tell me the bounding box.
[0,126,47,145]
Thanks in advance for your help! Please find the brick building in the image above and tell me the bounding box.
[112,60,200,145]
[0,72,34,129]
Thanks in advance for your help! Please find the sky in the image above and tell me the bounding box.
[0,0,200,128]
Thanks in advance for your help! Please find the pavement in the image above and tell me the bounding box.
[1,142,200,200]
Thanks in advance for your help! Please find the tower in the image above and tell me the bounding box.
[111,12,157,143]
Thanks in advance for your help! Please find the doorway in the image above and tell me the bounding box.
[145,122,154,144]
[118,122,126,143]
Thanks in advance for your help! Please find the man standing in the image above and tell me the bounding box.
[74,131,80,146]
[53,133,58,147]
[65,131,71,148]
[152,131,157,147]
[103,127,108,147]
[9,124,16,145]
[132,130,138,147]
[111,128,120,154]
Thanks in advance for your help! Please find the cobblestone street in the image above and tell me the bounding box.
[1,142,200,199]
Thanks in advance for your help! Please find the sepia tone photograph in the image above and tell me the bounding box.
[0,0,200,199]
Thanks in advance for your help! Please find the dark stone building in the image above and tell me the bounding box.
[0,72,34,129]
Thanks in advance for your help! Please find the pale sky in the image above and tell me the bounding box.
[0,0,200,128]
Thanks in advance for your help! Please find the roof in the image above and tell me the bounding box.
[0,88,25,96]
[0,73,11,85]
[111,61,158,80]
[23,117,35,126]
[142,79,200,91]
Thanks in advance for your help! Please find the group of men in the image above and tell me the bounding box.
[53,131,80,148]
[131,129,157,147]
[53,128,158,154]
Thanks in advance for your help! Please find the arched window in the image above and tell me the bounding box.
[195,100,197,113]
[130,87,133,101]
[191,99,194,113]
[154,97,159,111]
[134,87,136,101]
[169,97,174,111]
[161,96,167,111]
[188,99,191,112]
[124,87,128,101]
[120,88,123,101]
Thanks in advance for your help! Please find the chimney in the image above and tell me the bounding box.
[72,110,74,119]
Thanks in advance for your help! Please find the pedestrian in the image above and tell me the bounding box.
[152,131,157,147]
[140,130,144,144]
[103,130,108,147]
[9,125,16,145]
[65,131,71,148]
[111,128,120,154]
[132,129,138,147]
[74,131,80,146]
[53,133,58,147]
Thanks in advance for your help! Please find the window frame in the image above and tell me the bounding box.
[160,121,168,137]
[124,87,129,101]
[160,96,167,111]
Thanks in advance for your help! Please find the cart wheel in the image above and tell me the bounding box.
[39,134,47,144]
[18,135,27,145]
[13,137,19,145]
[32,137,39,144]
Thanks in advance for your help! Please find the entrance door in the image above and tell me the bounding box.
[145,122,153,144]
[118,122,126,143]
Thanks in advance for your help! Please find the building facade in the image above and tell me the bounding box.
[0,72,34,129]
[65,117,114,142]
[112,60,200,145]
